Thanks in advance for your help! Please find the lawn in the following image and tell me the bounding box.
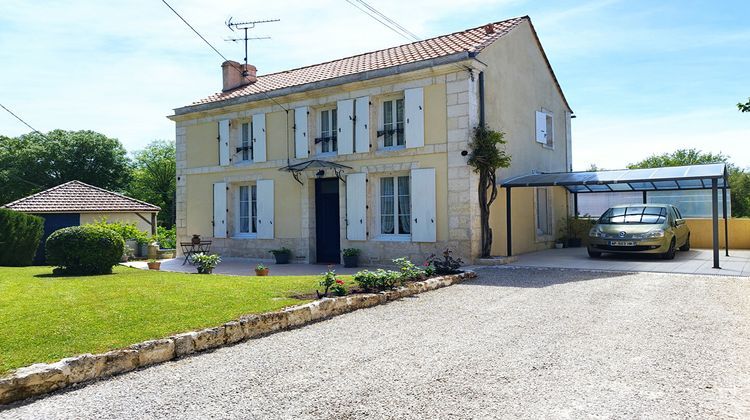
[0,266,348,375]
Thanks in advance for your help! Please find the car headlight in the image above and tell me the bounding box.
[646,229,665,238]
[589,228,603,238]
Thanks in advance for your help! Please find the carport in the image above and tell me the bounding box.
[501,163,730,269]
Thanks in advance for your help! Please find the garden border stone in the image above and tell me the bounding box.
[0,271,476,406]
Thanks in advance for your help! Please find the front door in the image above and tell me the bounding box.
[315,178,341,264]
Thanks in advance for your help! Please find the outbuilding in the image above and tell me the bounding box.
[2,180,160,263]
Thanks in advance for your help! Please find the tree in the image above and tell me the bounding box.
[127,140,176,227]
[0,130,131,205]
[627,148,750,218]
[738,98,750,113]
[467,125,511,257]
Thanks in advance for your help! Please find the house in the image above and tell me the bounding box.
[168,16,572,264]
[2,180,160,263]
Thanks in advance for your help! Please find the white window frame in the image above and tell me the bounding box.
[234,184,258,238]
[536,109,554,149]
[317,107,338,156]
[374,173,411,241]
[535,187,553,240]
[237,121,254,163]
[378,95,405,151]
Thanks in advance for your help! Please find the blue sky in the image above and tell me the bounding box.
[1,0,748,170]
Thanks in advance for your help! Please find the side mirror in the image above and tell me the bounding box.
[677,219,686,226]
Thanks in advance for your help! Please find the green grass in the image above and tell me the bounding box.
[0,266,349,375]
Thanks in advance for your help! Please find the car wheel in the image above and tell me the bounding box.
[587,248,602,258]
[679,234,690,251]
[662,238,676,260]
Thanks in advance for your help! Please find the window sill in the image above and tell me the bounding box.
[373,234,411,242]
[316,152,338,158]
[232,234,257,239]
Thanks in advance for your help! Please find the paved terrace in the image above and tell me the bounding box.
[508,248,750,277]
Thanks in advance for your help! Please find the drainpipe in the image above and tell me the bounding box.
[478,71,485,127]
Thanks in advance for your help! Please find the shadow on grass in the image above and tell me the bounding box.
[466,266,633,288]
[33,271,117,279]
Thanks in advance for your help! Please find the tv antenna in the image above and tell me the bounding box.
[225,17,279,75]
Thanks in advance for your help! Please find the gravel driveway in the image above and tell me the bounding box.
[3,268,749,419]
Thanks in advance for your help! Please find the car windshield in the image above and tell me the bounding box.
[599,206,667,224]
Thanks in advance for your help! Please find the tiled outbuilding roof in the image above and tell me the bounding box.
[2,181,160,213]
[190,16,529,107]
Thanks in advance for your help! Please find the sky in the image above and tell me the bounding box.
[1,0,748,170]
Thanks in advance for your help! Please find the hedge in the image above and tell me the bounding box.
[0,209,44,266]
[46,225,125,275]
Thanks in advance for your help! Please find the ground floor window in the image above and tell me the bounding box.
[536,187,550,236]
[380,175,410,235]
[238,185,257,234]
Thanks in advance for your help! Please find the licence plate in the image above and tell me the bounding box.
[609,241,635,246]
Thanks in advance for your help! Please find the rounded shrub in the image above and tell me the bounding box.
[0,209,44,266]
[46,225,125,275]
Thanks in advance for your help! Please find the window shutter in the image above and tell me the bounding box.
[213,182,227,238]
[218,120,230,166]
[337,99,354,155]
[410,168,436,242]
[354,96,369,153]
[252,113,266,162]
[346,173,367,240]
[256,179,274,239]
[535,111,547,143]
[404,88,424,148]
[294,107,308,159]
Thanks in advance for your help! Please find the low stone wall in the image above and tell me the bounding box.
[0,271,476,406]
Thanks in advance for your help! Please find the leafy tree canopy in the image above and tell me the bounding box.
[127,140,176,228]
[627,148,750,218]
[738,98,750,113]
[0,130,130,205]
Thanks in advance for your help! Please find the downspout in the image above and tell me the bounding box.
[478,71,485,127]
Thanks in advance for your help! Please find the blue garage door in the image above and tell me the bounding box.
[34,213,80,264]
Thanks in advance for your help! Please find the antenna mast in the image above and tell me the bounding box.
[225,17,279,75]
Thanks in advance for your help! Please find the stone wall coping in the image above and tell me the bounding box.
[0,271,476,406]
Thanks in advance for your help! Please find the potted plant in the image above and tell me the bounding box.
[342,248,361,268]
[554,239,565,249]
[147,259,161,270]
[269,247,291,264]
[192,253,221,274]
[255,263,269,276]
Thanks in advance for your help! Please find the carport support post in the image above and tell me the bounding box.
[642,191,647,204]
[573,192,579,217]
[711,178,720,269]
[506,187,512,257]
[722,187,729,256]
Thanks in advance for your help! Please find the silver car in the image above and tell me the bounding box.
[587,204,690,259]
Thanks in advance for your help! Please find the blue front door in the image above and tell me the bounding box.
[34,213,80,264]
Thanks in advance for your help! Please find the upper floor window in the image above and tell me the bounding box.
[382,98,404,147]
[319,108,338,154]
[380,175,411,235]
[238,185,257,234]
[535,110,554,148]
[240,122,253,162]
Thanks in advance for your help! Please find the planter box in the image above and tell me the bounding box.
[343,255,359,268]
[272,253,290,264]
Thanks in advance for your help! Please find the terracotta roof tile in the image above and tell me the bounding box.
[190,16,527,106]
[2,181,160,213]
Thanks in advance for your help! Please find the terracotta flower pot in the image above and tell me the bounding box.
[255,268,270,276]
[147,261,161,270]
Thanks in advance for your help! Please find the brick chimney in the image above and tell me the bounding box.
[222,60,257,92]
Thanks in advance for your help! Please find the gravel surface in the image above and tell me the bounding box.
[3,267,749,419]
